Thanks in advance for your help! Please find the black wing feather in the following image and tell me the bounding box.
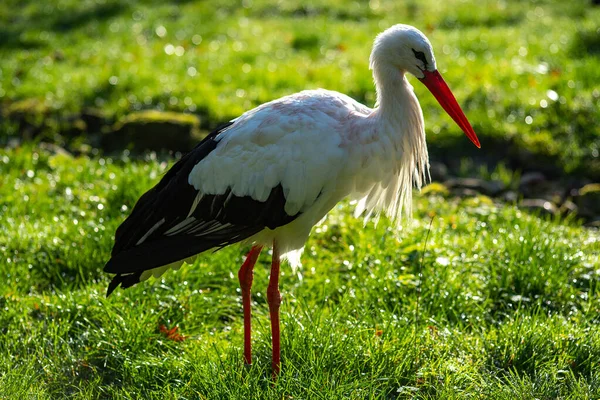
[104,122,300,294]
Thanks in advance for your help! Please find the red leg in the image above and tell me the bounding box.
[238,245,262,365]
[267,241,282,377]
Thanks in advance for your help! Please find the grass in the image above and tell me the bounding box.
[0,0,600,177]
[1,144,599,398]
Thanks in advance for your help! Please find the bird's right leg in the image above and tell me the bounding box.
[238,245,263,365]
[267,241,282,377]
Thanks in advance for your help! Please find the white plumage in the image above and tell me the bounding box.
[188,82,429,268]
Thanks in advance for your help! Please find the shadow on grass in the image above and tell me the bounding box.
[0,0,205,50]
[0,28,47,50]
[0,1,128,49]
[50,2,129,32]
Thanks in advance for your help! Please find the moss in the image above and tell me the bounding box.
[114,110,199,128]
[420,182,450,196]
[106,110,202,152]
[579,183,600,196]
[6,98,50,117]
[462,194,494,207]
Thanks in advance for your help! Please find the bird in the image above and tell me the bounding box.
[104,24,481,377]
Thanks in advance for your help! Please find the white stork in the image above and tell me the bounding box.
[104,24,481,376]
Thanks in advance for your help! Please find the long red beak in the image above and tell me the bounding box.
[418,69,481,148]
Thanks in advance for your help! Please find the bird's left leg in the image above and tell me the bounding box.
[238,245,263,365]
[267,241,282,377]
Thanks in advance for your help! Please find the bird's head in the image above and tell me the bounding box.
[370,24,481,148]
[370,24,436,79]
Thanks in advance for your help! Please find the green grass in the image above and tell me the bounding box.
[1,144,599,398]
[1,0,600,177]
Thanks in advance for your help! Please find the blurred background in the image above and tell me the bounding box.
[2,0,600,224]
[1,0,599,171]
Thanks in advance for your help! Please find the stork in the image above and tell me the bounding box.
[104,24,481,377]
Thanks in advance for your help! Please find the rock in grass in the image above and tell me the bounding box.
[104,110,203,152]
[519,198,558,216]
[574,183,600,218]
[586,219,600,229]
[518,171,546,195]
[5,98,50,141]
[445,177,506,196]
[502,190,519,203]
[38,142,72,157]
[429,161,448,182]
[559,200,578,216]
[81,108,112,133]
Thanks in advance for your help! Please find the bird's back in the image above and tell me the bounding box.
[188,89,370,215]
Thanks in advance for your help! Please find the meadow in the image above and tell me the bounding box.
[1,0,600,398]
[2,145,599,398]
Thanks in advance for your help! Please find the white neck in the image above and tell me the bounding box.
[350,64,430,226]
[372,66,415,123]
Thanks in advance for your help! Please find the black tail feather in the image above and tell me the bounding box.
[106,272,143,297]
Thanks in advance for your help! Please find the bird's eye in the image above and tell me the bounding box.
[412,49,428,68]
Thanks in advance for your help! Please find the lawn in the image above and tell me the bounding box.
[1,0,600,398]
[1,146,599,398]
